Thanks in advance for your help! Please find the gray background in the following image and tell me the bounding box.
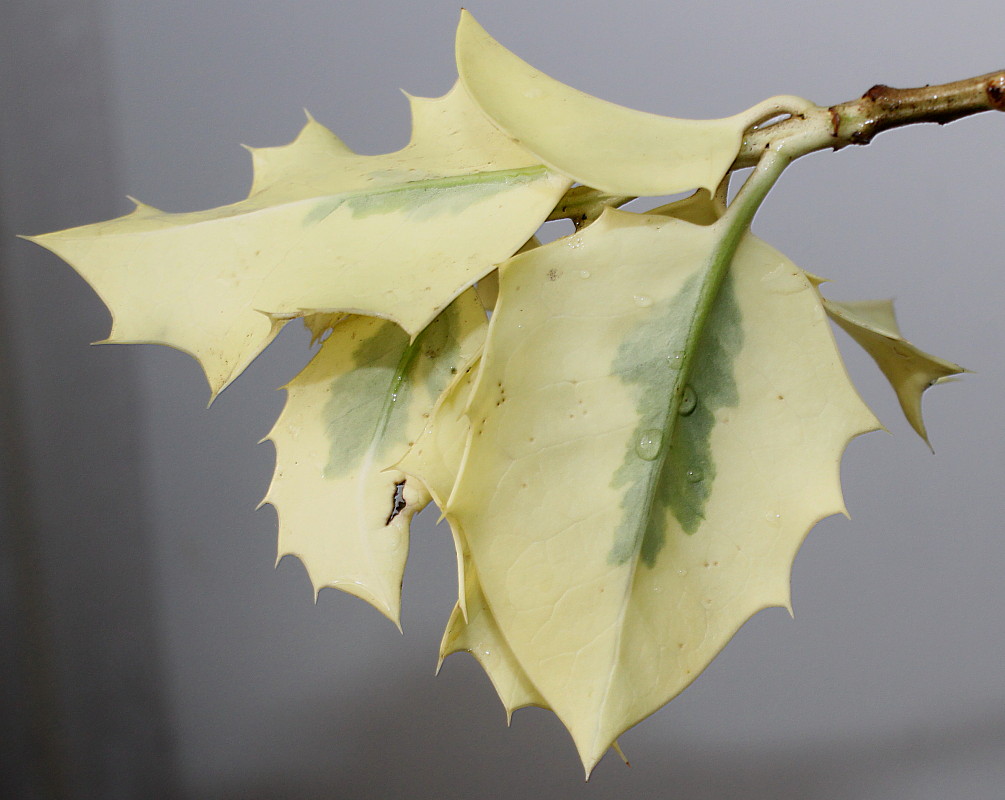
[2,0,1003,797]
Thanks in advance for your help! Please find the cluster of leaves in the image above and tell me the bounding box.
[29,11,965,774]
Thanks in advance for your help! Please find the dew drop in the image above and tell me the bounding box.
[686,468,704,483]
[676,568,688,577]
[679,385,697,416]
[635,429,663,460]
[666,350,684,369]
[633,294,653,307]
[578,269,591,279]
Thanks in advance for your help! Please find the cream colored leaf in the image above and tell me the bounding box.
[302,312,348,346]
[261,290,486,624]
[475,271,501,315]
[456,10,810,197]
[446,208,879,773]
[395,355,482,511]
[439,546,549,721]
[475,237,542,314]
[394,355,481,621]
[396,358,546,717]
[27,82,569,395]
[821,297,966,447]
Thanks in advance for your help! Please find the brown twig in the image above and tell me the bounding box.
[735,69,1005,167]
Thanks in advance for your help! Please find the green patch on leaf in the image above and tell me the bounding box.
[323,300,464,478]
[322,320,410,478]
[609,273,742,566]
[304,167,548,225]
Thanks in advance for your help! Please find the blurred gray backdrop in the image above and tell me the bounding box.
[2,0,1003,798]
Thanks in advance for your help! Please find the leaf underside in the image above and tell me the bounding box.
[445,205,879,772]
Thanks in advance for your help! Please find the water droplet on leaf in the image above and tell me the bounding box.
[633,294,653,307]
[686,468,704,483]
[635,429,662,460]
[679,385,697,416]
[578,269,591,279]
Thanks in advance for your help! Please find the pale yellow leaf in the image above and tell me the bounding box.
[395,355,483,511]
[822,297,966,447]
[27,82,569,395]
[396,357,547,717]
[439,545,549,721]
[475,271,501,315]
[456,10,810,197]
[262,289,486,624]
[302,312,348,346]
[446,208,879,772]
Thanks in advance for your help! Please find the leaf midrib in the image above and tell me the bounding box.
[591,156,790,758]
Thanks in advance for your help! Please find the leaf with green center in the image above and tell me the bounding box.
[445,207,879,773]
[26,83,569,396]
[261,289,486,624]
[821,296,966,447]
[456,10,810,197]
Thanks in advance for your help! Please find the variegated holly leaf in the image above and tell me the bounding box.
[821,296,966,448]
[456,10,810,197]
[27,83,569,396]
[445,206,880,773]
[261,289,486,624]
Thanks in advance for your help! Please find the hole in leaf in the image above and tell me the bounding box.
[386,479,407,525]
